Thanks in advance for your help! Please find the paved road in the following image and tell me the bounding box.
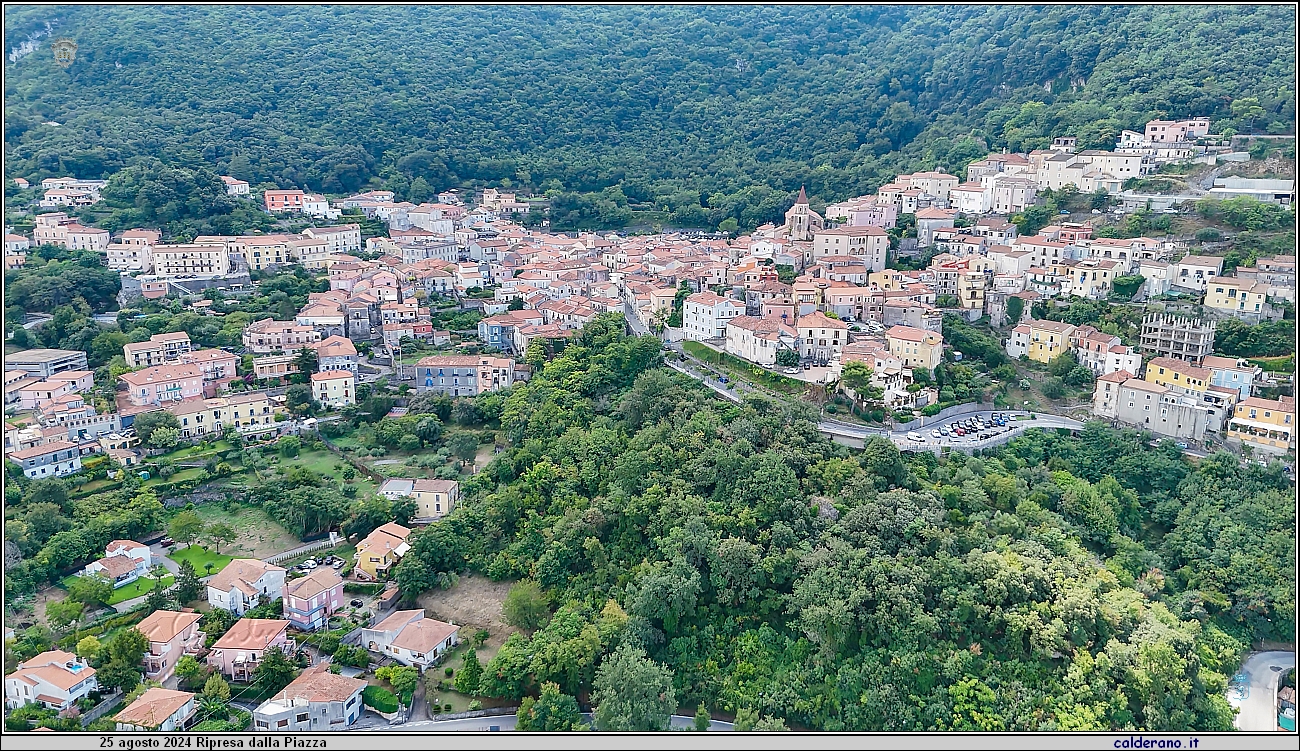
[1229,650,1296,732]
[370,713,735,732]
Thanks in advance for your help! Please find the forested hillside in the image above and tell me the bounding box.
[388,314,1293,731]
[4,6,1295,229]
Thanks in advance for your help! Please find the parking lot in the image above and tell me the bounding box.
[893,410,1087,451]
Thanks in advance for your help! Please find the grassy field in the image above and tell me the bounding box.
[682,341,807,395]
[192,505,300,560]
[59,573,174,605]
[167,545,234,576]
[143,467,206,487]
[157,440,235,461]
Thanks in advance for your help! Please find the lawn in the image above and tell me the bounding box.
[192,505,300,560]
[58,573,174,605]
[70,478,124,499]
[157,440,235,461]
[167,545,234,577]
[143,467,206,487]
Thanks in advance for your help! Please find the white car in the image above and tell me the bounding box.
[907,431,923,442]
[931,430,942,438]
[783,368,801,375]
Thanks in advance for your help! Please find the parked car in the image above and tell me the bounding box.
[160,537,174,547]
[783,368,801,375]
[931,430,942,438]
[350,599,364,608]
[907,431,923,442]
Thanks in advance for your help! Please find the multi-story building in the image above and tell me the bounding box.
[1010,319,1077,364]
[81,539,154,589]
[303,224,363,256]
[379,478,459,522]
[313,335,359,373]
[354,523,411,581]
[1070,326,1141,377]
[123,332,193,368]
[243,318,322,354]
[208,619,292,682]
[311,370,356,408]
[1204,276,1273,321]
[151,242,231,277]
[6,348,88,378]
[1144,117,1211,143]
[359,609,459,671]
[1097,377,1214,442]
[886,325,943,373]
[724,315,797,367]
[4,651,97,711]
[135,610,205,683]
[9,440,82,480]
[1226,396,1295,456]
[1139,313,1215,364]
[252,665,365,732]
[1202,355,1262,400]
[414,356,514,396]
[119,363,204,407]
[282,568,344,632]
[253,354,300,381]
[265,189,306,213]
[1173,255,1224,292]
[797,311,848,364]
[1144,356,1209,395]
[170,391,278,439]
[1237,255,1295,302]
[221,175,250,196]
[206,559,287,616]
[811,226,889,271]
[682,291,745,341]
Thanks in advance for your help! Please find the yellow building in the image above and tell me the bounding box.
[1227,396,1295,455]
[1204,276,1269,317]
[167,391,278,439]
[411,479,459,521]
[885,325,943,373]
[1144,356,1209,395]
[311,371,355,408]
[353,523,411,581]
[1025,320,1076,364]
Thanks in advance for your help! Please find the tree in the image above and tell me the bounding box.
[206,522,237,553]
[175,654,208,690]
[502,579,550,632]
[46,599,85,629]
[293,346,319,375]
[1043,376,1067,400]
[133,411,180,446]
[168,509,205,548]
[454,648,484,695]
[516,681,586,731]
[144,565,173,612]
[415,417,444,445]
[99,628,149,694]
[254,646,297,694]
[279,435,301,458]
[148,425,181,450]
[1005,295,1025,324]
[66,574,113,609]
[202,673,232,702]
[448,432,479,468]
[733,708,758,731]
[1231,97,1267,131]
[286,383,317,416]
[592,644,676,732]
[174,560,202,604]
[694,703,711,731]
[775,348,799,367]
[375,665,419,703]
[76,635,102,661]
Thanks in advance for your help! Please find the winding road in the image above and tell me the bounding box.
[365,713,735,732]
[1229,650,1296,732]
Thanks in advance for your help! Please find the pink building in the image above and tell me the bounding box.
[207,619,292,682]
[283,568,344,631]
[135,610,205,683]
[119,363,204,407]
[1145,118,1211,144]
[182,348,240,394]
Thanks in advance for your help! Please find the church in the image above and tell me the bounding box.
[782,186,823,242]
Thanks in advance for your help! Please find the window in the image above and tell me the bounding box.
[296,713,309,723]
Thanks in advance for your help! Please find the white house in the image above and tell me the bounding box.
[4,650,98,711]
[205,559,286,616]
[682,291,745,341]
[359,609,459,671]
[81,539,154,589]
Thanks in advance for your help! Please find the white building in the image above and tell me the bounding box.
[358,610,459,672]
[206,559,287,616]
[682,291,745,341]
[5,650,98,711]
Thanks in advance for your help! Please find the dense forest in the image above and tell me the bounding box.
[384,314,1294,731]
[4,6,1295,229]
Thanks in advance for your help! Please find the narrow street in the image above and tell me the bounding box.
[1229,650,1296,732]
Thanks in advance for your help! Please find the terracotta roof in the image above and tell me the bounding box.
[207,559,285,598]
[14,651,94,691]
[310,370,354,382]
[313,335,357,357]
[210,619,290,651]
[284,567,343,601]
[797,311,848,330]
[1097,369,1133,383]
[1147,356,1211,381]
[136,610,203,644]
[357,523,411,559]
[267,663,365,705]
[113,688,194,728]
[915,208,956,220]
[411,479,458,494]
[886,325,941,344]
[370,609,424,635]
[119,363,201,387]
[391,618,459,655]
[8,440,79,461]
[87,555,137,579]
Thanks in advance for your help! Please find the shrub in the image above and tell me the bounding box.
[362,685,399,714]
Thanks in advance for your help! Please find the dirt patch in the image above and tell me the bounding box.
[194,505,301,559]
[30,586,68,629]
[417,574,517,651]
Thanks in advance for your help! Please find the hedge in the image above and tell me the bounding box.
[343,582,384,596]
[362,685,399,713]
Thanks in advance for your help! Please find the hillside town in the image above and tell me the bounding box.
[3,113,1295,733]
